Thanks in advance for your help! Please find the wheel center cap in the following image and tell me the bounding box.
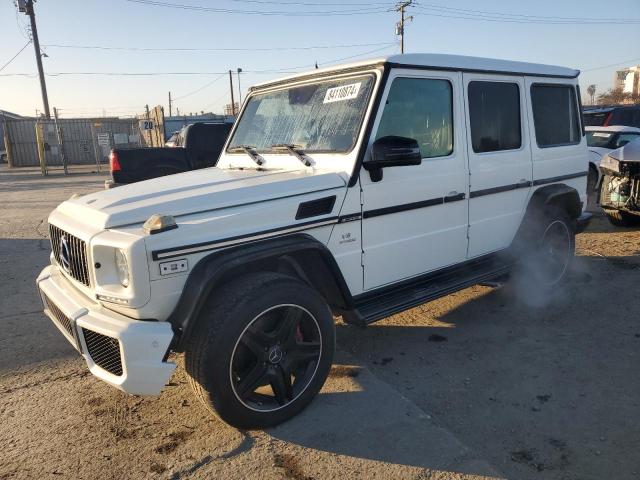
[267,345,283,364]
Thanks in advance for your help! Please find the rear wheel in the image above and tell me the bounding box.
[514,206,575,290]
[185,272,335,429]
[604,209,640,227]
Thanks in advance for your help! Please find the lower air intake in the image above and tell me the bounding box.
[82,328,123,376]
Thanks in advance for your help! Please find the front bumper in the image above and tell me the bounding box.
[36,265,176,395]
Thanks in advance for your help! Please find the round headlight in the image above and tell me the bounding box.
[114,249,130,287]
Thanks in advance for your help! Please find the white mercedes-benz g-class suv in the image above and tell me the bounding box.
[37,54,591,428]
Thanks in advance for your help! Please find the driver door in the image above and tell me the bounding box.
[360,70,469,290]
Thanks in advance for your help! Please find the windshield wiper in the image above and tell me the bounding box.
[228,145,265,166]
[270,144,314,167]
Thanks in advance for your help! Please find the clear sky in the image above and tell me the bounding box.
[1,0,639,118]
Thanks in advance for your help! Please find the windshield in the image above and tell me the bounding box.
[586,131,614,148]
[228,74,375,153]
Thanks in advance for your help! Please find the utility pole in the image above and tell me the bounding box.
[23,0,51,118]
[168,91,173,117]
[228,70,236,116]
[236,68,243,106]
[395,1,414,54]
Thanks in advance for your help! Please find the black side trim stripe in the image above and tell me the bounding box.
[363,193,466,219]
[152,217,339,261]
[470,181,532,199]
[532,171,587,186]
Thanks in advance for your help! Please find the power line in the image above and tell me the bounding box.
[0,44,397,78]
[41,41,394,52]
[414,3,640,24]
[226,0,394,5]
[582,57,640,73]
[124,0,391,15]
[173,72,227,100]
[413,5,640,24]
[0,41,31,73]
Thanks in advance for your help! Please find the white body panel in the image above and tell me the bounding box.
[463,73,533,258]
[360,68,469,290]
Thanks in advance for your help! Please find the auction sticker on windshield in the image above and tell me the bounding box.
[324,82,361,104]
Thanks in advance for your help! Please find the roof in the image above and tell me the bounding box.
[0,110,23,120]
[252,53,579,89]
[584,105,640,113]
[610,138,640,162]
[585,125,640,133]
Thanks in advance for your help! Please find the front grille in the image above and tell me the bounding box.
[49,224,91,286]
[82,328,123,376]
[43,293,74,339]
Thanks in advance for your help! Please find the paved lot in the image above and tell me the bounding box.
[1,165,639,480]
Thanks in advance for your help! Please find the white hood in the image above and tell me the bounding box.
[57,167,347,230]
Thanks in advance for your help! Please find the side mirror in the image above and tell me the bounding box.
[617,140,630,148]
[364,136,422,182]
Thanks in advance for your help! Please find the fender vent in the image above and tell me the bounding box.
[296,196,336,220]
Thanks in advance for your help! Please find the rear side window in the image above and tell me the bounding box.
[468,81,521,153]
[376,77,453,159]
[531,84,581,147]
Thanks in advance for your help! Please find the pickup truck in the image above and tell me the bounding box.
[107,122,232,187]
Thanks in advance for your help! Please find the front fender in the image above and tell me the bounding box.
[166,233,353,351]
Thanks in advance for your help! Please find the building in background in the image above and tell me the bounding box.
[0,110,25,155]
[614,66,640,97]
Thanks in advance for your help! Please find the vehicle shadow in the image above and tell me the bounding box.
[268,254,640,479]
[0,238,78,375]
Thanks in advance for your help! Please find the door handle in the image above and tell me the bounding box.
[444,192,466,203]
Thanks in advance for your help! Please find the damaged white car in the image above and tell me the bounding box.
[599,139,640,226]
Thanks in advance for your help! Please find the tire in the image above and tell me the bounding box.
[514,206,575,290]
[185,272,335,429]
[604,209,640,227]
[587,166,598,192]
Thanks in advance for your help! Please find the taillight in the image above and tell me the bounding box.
[603,112,613,127]
[109,150,121,172]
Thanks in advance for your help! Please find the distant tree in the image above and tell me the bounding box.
[587,84,596,105]
[598,88,631,105]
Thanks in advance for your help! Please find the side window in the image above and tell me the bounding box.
[376,77,453,159]
[468,81,521,153]
[531,84,581,147]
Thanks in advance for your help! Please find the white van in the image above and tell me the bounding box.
[38,54,591,428]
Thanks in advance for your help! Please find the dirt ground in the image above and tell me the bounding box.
[1,165,639,480]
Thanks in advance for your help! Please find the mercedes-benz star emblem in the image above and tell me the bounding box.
[267,346,283,364]
[59,235,71,273]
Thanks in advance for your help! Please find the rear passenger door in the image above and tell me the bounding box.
[463,74,532,258]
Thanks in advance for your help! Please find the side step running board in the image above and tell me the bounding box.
[347,254,512,326]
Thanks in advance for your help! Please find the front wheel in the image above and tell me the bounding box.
[185,272,335,429]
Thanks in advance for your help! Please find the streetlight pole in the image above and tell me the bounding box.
[25,0,50,118]
[237,68,243,106]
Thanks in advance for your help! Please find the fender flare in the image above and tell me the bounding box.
[167,233,354,351]
[511,183,582,252]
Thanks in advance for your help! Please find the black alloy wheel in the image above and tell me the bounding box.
[230,304,322,412]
